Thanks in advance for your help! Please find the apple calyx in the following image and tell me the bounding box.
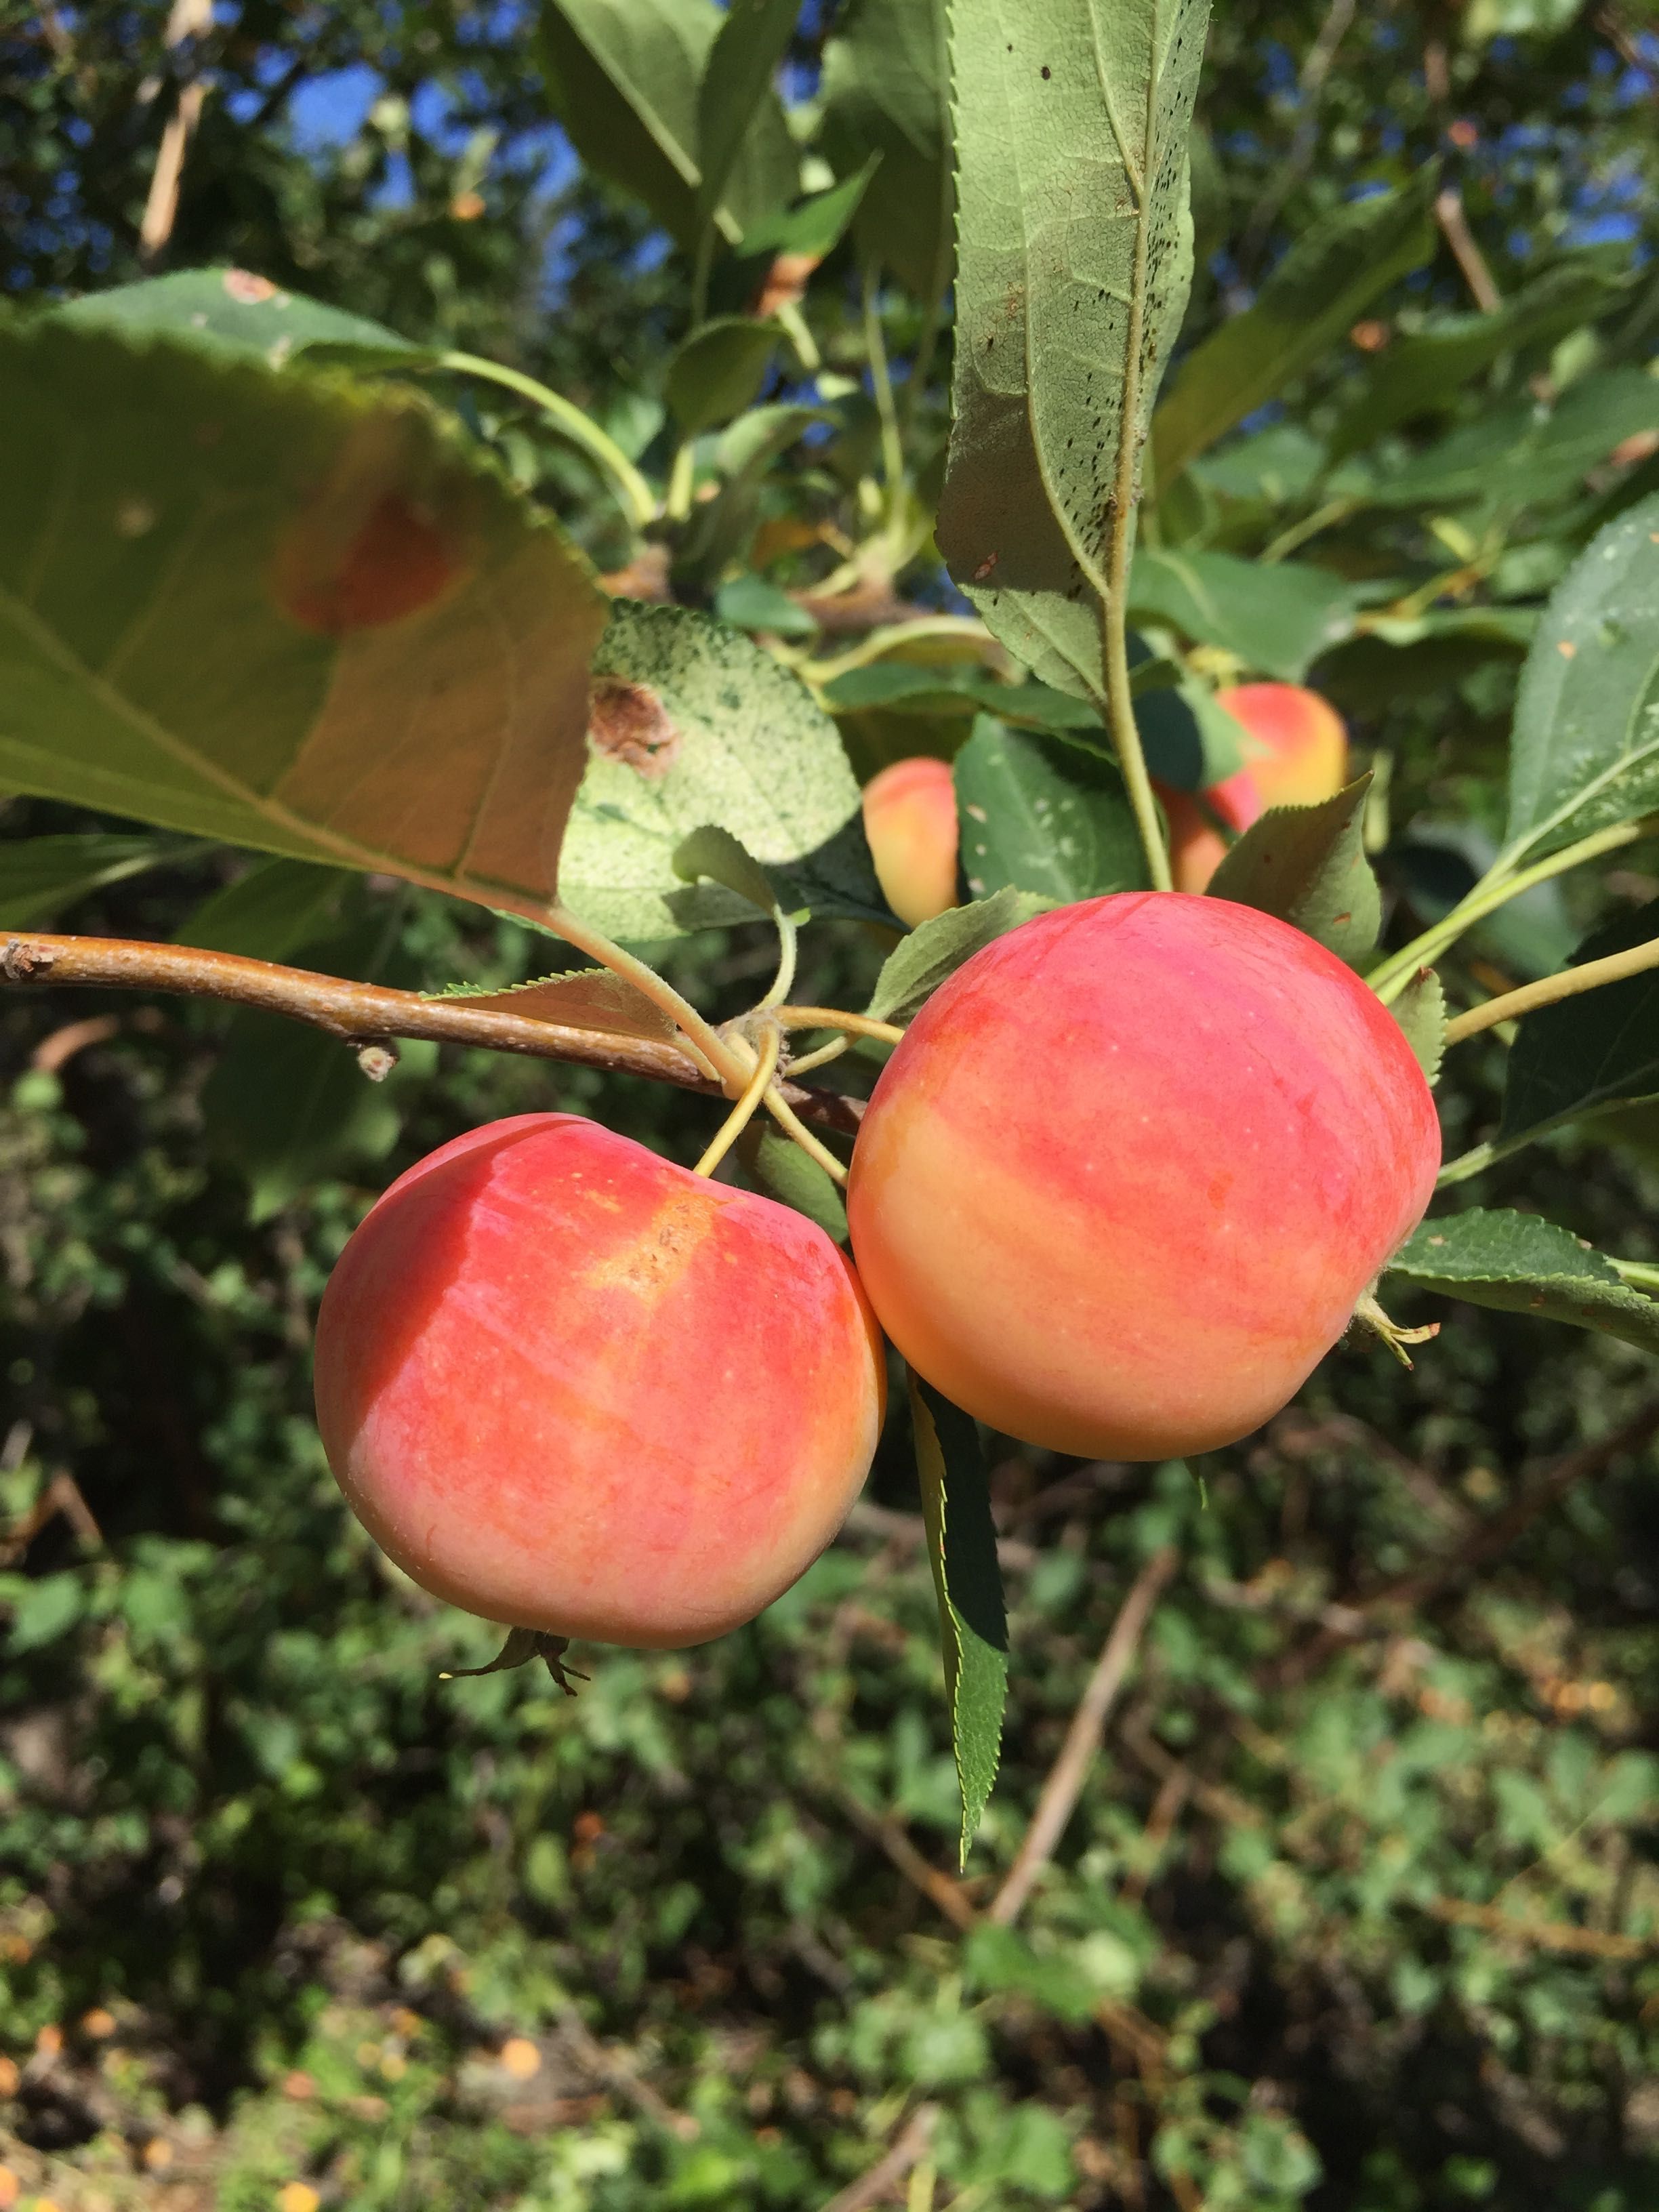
[440,1629,588,1695]
[1353,1288,1440,1369]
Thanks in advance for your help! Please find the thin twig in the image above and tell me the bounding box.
[553,1999,699,2142]
[1426,1898,1655,1961]
[986,1549,1179,1927]
[0,935,864,1136]
[138,0,213,264]
[1434,187,1502,314]
[821,2103,939,2212]
[1446,933,1659,1044]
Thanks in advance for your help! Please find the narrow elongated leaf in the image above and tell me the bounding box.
[1502,491,1659,865]
[937,0,1210,698]
[821,0,952,300]
[953,718,1148,905]
[665,317,779,433]
[1500,900,1659,1145]
[1389,1210,1659,1357]
[559,600,886,938]
[909,1373,1008,1864]
[1128,547,1360,680]
[1207,777,1379,960]
[1389,966,1447,1084]
[47,268,411,364]
[422,967,680,1044]
[176,857,351,960]
[1151,168,1437,486]
[540,0,796,251]
[0,321,607,918]
[0,832,197,927]
[865,884,1039,1023]
[1367,371,1659,513]
[695,0,801,242]
[1328,260,1627,462]
[738,162,879,261]
[825,661,1110,729]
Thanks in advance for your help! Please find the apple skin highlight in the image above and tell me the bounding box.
[847,895,1440,1460]
[315,1114,886,1647]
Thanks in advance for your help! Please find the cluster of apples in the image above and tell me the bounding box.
[314,683,1440,1655]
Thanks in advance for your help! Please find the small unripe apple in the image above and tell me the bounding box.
[1217,681,1349,811]
[314,1115,885,1647]
[846,895,1439,1460]
[862,756,960,928]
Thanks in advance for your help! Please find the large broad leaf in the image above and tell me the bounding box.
[540,0,796,253]
[1150,169,1437,487]
[1128,547,1360,680]
[820,0,952,301]
[47,268,412,365]
[0,321,607,920]
[558,600,887,938]
[1207,777,1380,961]
[1389,1210,1659,1357]
[953,718,1148,904]
[0,832,199,927]
[1327,260,1628,463]
[1501,491,1659,866]
[865,885,1040,1023]
[664,317,779,434]
[1498,901,1659,1147]
[909,1374,1008,1865]
[936,0,1210,699]
[1365,370,1659,514]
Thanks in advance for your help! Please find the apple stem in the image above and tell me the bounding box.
[693,1023,782,1179]
[756,909,800,1014]
[783,1033,852,1079]
[760,1082,851,1186]
[1444,930,1659,1045]
[777,1006,905,1046]
[1353,1290,1440,1367]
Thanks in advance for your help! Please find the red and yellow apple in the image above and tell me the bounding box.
[862,756,960,928]
[1160,682,1349,893]
[847,894,1439,1460]
[314,1114,885,1647]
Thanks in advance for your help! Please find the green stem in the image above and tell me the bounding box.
[1446,932,1659,1046]
[861,262,907,512]
[665,440,697,525]
[1611,1257,1659,1294]
[693,1023,781,1177]
[1368,819,1652,1003]
[1097,81,1170,896]
[545,901,747,1090]
[775,299,821,374]
[756,909,799,1013]
[1261,496,1359,566]
[438,352,657,529]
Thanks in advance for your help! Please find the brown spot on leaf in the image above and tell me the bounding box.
[223,268,279,304]
[589,676,680,777]
[274,491,463,635]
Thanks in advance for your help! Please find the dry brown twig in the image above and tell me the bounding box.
[139,0,213,263]
[819,2102,939,2212]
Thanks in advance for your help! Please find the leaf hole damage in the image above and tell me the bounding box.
[588,676,682,777]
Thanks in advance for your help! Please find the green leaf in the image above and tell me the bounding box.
[738,161,880,262]
[1207,777,1380,960]
[665,317,779,434]
[824,661,1105,729]
[953,718,1149,905]
[176,857,352,960]
[5,1571,85,1655]
[820,0,951,300]
[935,0,1210,698]
[909,1372,1008,1864]
[695,0,801,245]
[737,1122,849,1242]
[1389,966,1447,1085]
[0,832,198,927]
[1151,168,1438,485]
[865,885,1040,1023]
[1501,490,1659,866]
[678,404,827,583]
[1328,260,1628,462]
[962,1923,1101,2025]
[1388,1210,1659,1357]
[1387,825,1576,979]
[45,267,412,365]
[203,909,436,1221]
[712,573,819,638]
[1499,900,1659,1146]
[422,967,680,1044]
[1134,678,1246,791]
[0,320,607,918]
[1128,548,1361,680]
[560,600,886,939]
[1366,369,1659,513]
[672,822,780,915]
[539,0,796,251]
